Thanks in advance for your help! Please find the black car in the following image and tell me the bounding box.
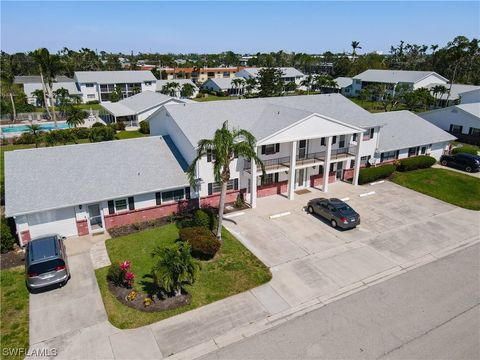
[440,153,480,173]
[307,198,360,229]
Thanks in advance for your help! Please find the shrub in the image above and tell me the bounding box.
[1,218,15,253]
[139,121,150,134]
[193,209,210,228]
[91,121,105,128]
[108,218,168,237]
[358,164,395,184]
[107,263,125,286]
[86,100,100,105]
[72,127,91,139]
[397,155,436,172]
[452,146,478,155]
[234,193,245,208]
[89,126,115,142]
[179,226,220,260]
[113,121,126,131]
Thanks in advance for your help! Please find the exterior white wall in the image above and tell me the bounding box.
[141,82,156,93]
[79,83,99,103]
[420,107,479,135]
[26,207,78,239]
[460,90,480,104]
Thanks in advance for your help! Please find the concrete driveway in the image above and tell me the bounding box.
[224,181,480,307]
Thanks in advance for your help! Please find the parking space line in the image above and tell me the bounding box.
[340,197,350,202]
[359,191,375,197]
[370,180,385,186]
[224,212,245,219]
[269,212,291,219]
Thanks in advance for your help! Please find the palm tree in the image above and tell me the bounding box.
[300,75,313,94]
[231,78,245,97]
[31,89,45,108]
[0,69,17,123]
[351,41,362,61]
[187,121,265,241]
[151,242,199,297]
[26,124,42,148]
[245,77,257,97]
[66,107,87,128]
[32,48,62,128]
[181,83,195,98]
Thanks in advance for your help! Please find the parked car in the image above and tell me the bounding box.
[307,198,360,229]
[440,153,480,173]
[25,234,70,291]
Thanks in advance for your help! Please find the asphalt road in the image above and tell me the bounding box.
[201,244,480,360]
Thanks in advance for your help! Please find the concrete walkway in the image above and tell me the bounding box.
[433,163,480,178]
[27,182,480,359]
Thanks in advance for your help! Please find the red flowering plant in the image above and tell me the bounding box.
[107,260,135,288]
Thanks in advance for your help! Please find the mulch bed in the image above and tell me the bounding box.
[108,282,191,312]
[1,248,25,269]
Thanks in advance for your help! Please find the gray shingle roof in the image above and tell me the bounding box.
[74,71,156,84]
[14,75,74,84]
[4,136,188,216]
[201,77,244,90]
[24,81,81,96]
[371,111,456,153]
[425,83,480,100]
[457,103,480,119]
[334,77,353,89]
[161,94,378,147]
[353,70,448,84]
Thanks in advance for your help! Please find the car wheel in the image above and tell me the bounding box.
[466,166,472,172]
[331,219,337,228]
[308,206,314,214]
[441,160,448,166]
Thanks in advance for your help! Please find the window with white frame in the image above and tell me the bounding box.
[114,198,128,211]
[208,178,239,195]
[380,151,397,162]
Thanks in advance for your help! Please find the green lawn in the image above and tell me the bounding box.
[95,224,271,328]
[115,130,146,140]
[392,168,480,210]
[33,103,102,112]
[193,95,240,102]
[1,267,29,360]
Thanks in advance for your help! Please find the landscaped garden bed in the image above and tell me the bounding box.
[96,220,271,329]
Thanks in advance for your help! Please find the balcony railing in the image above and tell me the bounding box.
[244,146,357,171]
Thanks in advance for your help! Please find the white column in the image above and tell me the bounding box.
[288,141,297,200]
[250,157,257,209]
[323,136,332,192]
[353,132,363,186]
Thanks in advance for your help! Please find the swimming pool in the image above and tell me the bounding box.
[1,122,72,133]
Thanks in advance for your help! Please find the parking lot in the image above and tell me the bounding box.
[225,181,480,307]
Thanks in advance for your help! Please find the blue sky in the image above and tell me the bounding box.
[1,1,479,54]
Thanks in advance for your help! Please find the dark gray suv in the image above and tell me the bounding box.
[307,198,360,229]
[25,234,70,291]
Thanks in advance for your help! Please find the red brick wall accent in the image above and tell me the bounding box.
[200,190,245,208]
[310,172,336,187]
[257,181,288,198]
[343,169,354,180]
[104,200,196,230]
[76,220,89,236]
[20,230,31,245]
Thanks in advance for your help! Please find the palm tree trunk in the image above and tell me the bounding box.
[9,93,16,123]
[216,181,227,241]
[40,72,52,119]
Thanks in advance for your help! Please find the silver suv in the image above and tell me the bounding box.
[25,234,70,291]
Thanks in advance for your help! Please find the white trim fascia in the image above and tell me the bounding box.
[257,112,365,145]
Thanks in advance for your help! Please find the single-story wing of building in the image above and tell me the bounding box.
[4,136,191,246]
[334,77,353,96]
[156,79,198,98]
[200,77,246,96]
[99,91,186,125]
[425,83,480,106]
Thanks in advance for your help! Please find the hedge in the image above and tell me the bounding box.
[179,226,220,260]
[358,164,395,184]
[397,155,436,172]
[452,146,479,155]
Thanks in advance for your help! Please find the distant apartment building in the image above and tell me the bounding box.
[14,76,82,106]
[74,71,157,103]
[351,69,448,96]
[236,67,305,86]
[161,67,242,84]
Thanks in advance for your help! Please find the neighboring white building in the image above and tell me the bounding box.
[425,83,480,106]
[420,103,480,144]
[100,91,188,125]
[200,77,245,96]
[236,67,305,85]
[74,70,157,103]
[334,77,353,96]
[156,79,198,98]
[4,94,455,244]
[14,76,82,106]
[351,70,449,96]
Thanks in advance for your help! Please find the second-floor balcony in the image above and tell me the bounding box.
[244,146,357,172]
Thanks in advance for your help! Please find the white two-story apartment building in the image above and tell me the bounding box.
[74,71,157,103]
[236,67,305,86]
[4,94,454,245]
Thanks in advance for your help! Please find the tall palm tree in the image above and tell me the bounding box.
[187,121,265,241]
[430,84,449,107]
[66,107,87,128]
[166,82,180,97]
[32,48,62,128]
[26,124,42,148]
[31,89,45,108]
[181,83,195,98]
[151,242,199,297]
[231,78,245,97]
[245,77,257,97]
[351,41,362,61]
[300,75,313,94]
